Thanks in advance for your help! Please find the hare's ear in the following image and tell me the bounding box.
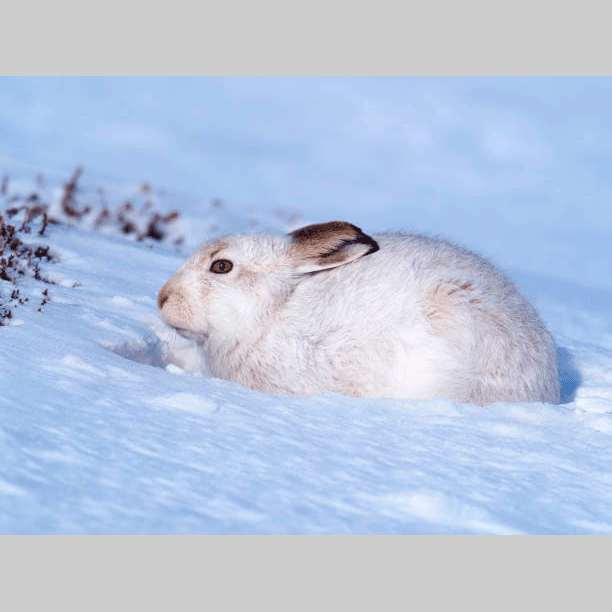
[289,221,379,273]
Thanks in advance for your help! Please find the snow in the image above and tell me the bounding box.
[1,77,612,533]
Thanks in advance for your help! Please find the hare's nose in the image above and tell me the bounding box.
[158,284,171,310]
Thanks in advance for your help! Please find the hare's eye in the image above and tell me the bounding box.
[210,259,233,274]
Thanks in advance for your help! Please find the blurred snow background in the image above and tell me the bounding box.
[2,77,612,289]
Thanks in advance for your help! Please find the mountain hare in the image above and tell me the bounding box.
[158,221,560,405]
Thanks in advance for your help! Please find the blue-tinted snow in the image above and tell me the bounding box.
[1,78,611,533]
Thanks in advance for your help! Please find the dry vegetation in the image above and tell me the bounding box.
[54,167,182,244]
[0,167,182,325]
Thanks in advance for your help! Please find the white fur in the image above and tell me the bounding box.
[158,224,560,405]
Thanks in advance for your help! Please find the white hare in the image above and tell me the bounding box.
[158,221,560,405]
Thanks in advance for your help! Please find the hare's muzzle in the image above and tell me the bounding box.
[158,283,171,310]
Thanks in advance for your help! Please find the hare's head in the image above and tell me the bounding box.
[158,221,378,346]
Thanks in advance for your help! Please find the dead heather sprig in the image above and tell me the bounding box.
[0,208,55,325]
[142,211,180,242]
[1,172,62,324]
[61,166,90,219]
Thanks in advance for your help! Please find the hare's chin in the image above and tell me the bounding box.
[172,326,207,342]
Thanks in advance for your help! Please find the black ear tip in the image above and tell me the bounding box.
[351,227,379,256]
[361,235,379,255]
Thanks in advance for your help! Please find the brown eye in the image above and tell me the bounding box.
[210,259,233,274]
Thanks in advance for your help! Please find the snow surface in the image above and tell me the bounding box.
[1,78,612,533]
